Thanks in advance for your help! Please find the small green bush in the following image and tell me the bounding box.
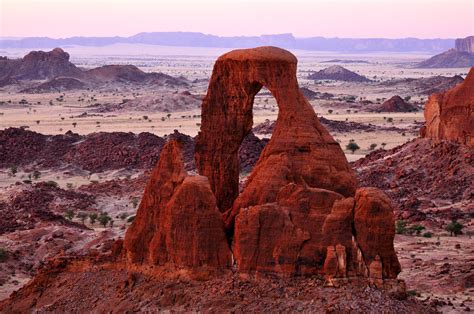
[0,248,8,263]
[395,220,407,234]
[422,232,433,238]
[446,220,463,236]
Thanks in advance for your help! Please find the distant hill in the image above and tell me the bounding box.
[417,36,474,68]
[0,32,454,53]
[308,65,371,82]
[0,48,189,90]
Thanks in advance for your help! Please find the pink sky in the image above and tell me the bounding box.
[0,0,472,39]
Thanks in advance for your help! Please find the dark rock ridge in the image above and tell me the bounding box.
[379,75,464,95]
[253,117,418,135]
[308,65,371,82]
[0,48,188,90]
[0,182,94,235]
[0,127,267,173]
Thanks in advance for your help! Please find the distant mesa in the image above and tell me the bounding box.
[417,36,474,68]
[421,67,474,148]
[308,65,371,82]
[0,48,189,91]
[369,95,419,113]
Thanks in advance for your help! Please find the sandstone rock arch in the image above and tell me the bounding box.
[195,46,357,212]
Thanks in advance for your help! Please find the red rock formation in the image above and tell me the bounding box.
[353,188,401,279]
[195,46,357,214]
[123,140,231,269]
[423,67,473,148]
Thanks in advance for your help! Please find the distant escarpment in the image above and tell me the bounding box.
[417,36,474,68]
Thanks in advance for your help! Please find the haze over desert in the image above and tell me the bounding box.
[0,0,472,312]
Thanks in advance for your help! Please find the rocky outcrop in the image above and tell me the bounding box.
[193,47,398,281]
[124,140,231,269]
[0,48,189,90]
[455,36,474,54]
[195,46,357,213]
[308,65,371,82]
[353,138,473,223]
[0,48,84,81]
[369,95,418,112]
[422,67,473,148]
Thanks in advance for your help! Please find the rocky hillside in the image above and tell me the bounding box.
[308,65,371,82]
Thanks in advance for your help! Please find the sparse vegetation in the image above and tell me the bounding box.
[346,140,360,154]
[77,212,88,224]
[445,220,463,236]
[0,248,8,263]
[369,143,377,150]
[127,215,135,223]
[9,165,17,177]
[64,209,75,221]
[395,220,407,234]
[89,213,98,224]
[98,212,112,228]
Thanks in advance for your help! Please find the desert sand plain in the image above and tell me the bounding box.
[0,45,472,312]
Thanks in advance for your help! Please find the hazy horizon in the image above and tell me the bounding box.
[1,0,472,39]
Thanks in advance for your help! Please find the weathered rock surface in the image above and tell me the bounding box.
[124,140,231,269]
[422,67,473,148]
[353,188,401,279]
[353,138,473,224]
[455,36,474,54]
[195,46,357,214]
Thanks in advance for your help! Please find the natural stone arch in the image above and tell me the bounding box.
[195,46,357,213]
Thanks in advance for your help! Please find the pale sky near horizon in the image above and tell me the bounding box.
[0,0,472,39]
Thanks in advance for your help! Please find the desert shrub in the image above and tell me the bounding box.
[369,143,377,150]
[98,212,112,228]
[77,212,88,224]
[119,212,129,220]
[45,180,58,188]
[387,117,394,123]
[409,224,425,235]
[64,209,75,221]
[395,220,407,234]
[422,232,433,238]
[89,213,98,224]
[346,141,360,154]
[0,248,8,263]
[127,215,135,223]
[131,197,139,208]
[446,220,463,236]
[9,166,17,177]
[404,96,411,102]
[328,109,333,114]
[32,170,41,179]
